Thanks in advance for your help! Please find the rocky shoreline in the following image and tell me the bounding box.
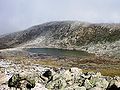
[0,60,120,90]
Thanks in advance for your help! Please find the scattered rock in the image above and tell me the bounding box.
[42,69,52,79]
[107,76,120,90]
[65,85,86,90]
[0,60,120,90]
[0,73,8,85]
[32,83,48,90]
[40,69,53,84]
[8,73,35,90]
[8,74,21,89]
[46,77,67,90]
[90,87,103,90]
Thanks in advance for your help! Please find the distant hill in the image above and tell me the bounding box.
[0,21,120,58]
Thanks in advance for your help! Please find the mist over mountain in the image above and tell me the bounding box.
[0,21,120,58]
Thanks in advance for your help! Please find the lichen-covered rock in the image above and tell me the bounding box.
[8,73,35,90]
[84,79,94,89]
[95,78,109,89]
[1,60,120,90]
[8,74,21,88]
[62,67,82,85]
[0,84,9,90]
[65,85,86,90]
[32,83,48,90]
[107,84,120,90]
[95,72,102,78]
[114,76,120,88]
[0,73,8,85]
[89,87,103,90]
[40,69,53,84]
[25,78,35,89]
[107,76,120,90]
[46,77,67,90]
[70,67,82,75]
[62,69,72,81]
[42,69,52,79]
[81,73,91,79]
[70,67,83,82]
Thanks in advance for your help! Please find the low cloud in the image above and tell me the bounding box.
[0,0,120,35]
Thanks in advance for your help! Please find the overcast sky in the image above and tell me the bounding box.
[0,0,120,35]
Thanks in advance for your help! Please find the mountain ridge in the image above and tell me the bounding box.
[0,21,120,58]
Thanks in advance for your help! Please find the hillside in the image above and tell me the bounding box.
[0,21,120,58]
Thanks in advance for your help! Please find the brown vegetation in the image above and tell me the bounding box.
[3,54,120,77]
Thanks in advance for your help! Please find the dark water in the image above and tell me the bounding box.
[27,48,91,58]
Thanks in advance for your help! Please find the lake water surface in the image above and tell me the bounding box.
[27,48,91,58]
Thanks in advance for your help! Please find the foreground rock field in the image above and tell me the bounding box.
[0,59,120,90]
